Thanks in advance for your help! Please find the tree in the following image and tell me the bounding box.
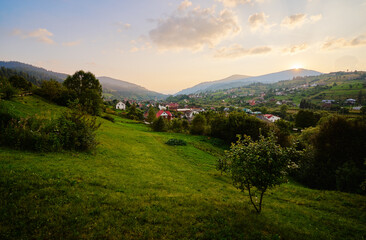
[146,107,156,123]
[152,117,166,132]
[300,116,366,193]
[37,80,64,101]
[9,75,32,91]
[190,114,206,135]
[126,104,143,120]
[63,71,103,115]
[295,110,317,128]
[218,134,299,213]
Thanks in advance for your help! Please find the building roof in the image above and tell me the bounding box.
[156,110,172,118]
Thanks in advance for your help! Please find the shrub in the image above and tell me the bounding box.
[0,105,100,152]
[102,114,115,123]
[294,116,366,193]
[151,117,166,132]
[165,138,187,146]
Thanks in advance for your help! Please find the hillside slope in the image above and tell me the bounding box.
[0,61,166,100]
[0,96,365,239]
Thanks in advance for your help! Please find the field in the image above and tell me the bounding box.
[0,96,365,239]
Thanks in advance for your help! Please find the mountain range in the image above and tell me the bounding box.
[175,69,322,95]
[0,61,166,100]
[1,61,323,100]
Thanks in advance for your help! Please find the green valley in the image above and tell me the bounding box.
[0,96,365,239]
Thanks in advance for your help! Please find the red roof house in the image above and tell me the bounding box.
[156,110,173,120]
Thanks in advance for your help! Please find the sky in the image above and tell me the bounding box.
[1,0,366,94]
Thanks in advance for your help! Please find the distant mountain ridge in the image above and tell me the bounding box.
[0,61,166,100]
[175,69,322,95]
[176,74,251,95]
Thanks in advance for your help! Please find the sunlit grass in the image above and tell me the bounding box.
[0,96,365,239]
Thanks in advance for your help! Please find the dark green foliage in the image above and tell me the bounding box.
[299,99,318,109]
[170,118,183,132]
[126,104,143,120]
[9,75,32,91]
[0,66,40,86]
[295,116,366,193]
[0,104,100,152]
[165,138,187,146]
[295,110,319,128]
[63,70,103,115]
[34,79,77,106]
[274,119,293,147]
[57,107,101,151]
[190,114,206,135]
[101,114,115,123]
[361,106,366,115]
[146,107,156,123]
[218,134,300,213]
[152,117,166,132]
[0,81,18,100]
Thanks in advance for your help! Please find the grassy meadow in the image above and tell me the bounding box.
[0,96,365,239]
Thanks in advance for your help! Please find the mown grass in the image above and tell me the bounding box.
[0,96,365,239]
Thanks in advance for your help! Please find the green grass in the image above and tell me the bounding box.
[0,96,365,239]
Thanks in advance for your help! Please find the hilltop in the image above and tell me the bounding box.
[0,61,166,100]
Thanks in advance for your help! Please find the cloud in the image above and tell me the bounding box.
[282,43,308,54]
[62,40,81,47]
[149,3,240,50]
[281,13,322,29]
[214,44,271,58]
[13,28,54,44]
[116,22,131,32]
[248,12,274,31]
[130,36,152,52]
[178,0,192,11]
[322,33,366,50]
[216,0,253,7]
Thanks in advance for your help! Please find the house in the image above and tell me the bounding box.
[264,114,281,122]
[116,101,126,110]
[156,110,173,120]
[166,103,179,110]
[345,99,356,104]
[321,100,335,104]
[158,105,167,110]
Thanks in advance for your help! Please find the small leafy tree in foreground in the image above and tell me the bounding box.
[218,133,300,213]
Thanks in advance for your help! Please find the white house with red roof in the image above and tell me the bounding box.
[263,114,281,122]
[156,110,173,120]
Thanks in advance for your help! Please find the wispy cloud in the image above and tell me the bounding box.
[216,0,263,7]
[282,43,308,54]
[12,28,55,44]
[248,12,275,31]
[281,13,322,29]
[130,36,152,53]
[62,40,81,47]
[178,0,192,11]
[322,33,366,50]
[214,44,271,58]
[149,1,240,51]
[116,22,131,32]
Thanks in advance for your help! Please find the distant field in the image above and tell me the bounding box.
[0,96,365,239]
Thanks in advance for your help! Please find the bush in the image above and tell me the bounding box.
[294,116,366,193]
[0,105,100,152]
[165,138,187,146]
[151,117,166,132]
[102,114,115,123]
